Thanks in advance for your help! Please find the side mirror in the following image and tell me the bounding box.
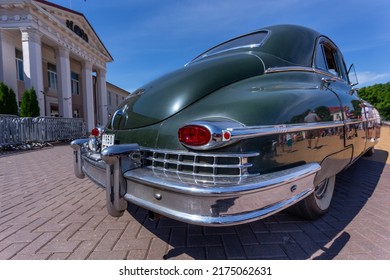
[347,64,359,86]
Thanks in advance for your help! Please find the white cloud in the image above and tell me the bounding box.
[357,71,390,87]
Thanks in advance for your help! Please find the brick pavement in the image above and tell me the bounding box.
[0,127,389,260]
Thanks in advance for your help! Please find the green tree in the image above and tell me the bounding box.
[20,87,40,117]
[358,82,390,121]
[0,82,19,115]
[351,100,361,118]
[315,106,332,122]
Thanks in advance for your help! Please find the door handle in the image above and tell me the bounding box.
[320,77,337,90]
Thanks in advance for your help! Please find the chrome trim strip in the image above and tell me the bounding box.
[142,147,259,159]
[265,66,316,74]
[224,121,345,142]
[265,66,348,84]
[178,117,373,147]
[179,119,354,147]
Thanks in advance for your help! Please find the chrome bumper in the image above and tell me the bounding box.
[71,141,321,226]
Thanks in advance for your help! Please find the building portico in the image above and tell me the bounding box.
[0,0,113,131]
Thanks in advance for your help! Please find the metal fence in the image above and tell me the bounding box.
[0,115,86,149]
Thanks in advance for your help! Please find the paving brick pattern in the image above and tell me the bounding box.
[1,128,389,260]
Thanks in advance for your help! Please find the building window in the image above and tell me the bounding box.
[108,91,112,105]
[47,63,57,89]
[116,94,119,105]
[71,72,79,95]
[73,109,80,118]
[15,49,24,81]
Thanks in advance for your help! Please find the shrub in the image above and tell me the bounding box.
[0,82,19,115]
[20,87,40,117]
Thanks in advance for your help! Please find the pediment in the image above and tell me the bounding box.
[33,0,112,62]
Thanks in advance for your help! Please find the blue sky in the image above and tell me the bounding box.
[50,0,390,92]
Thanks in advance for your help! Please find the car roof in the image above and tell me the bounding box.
[258,24,321,66]
[192,24,324,67]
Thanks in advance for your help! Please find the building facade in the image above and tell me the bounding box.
[106,82,129,119]
[0,0,129,131]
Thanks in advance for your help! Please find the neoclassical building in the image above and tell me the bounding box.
[0,0,129,130]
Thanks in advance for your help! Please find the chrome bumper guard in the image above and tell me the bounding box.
[70,139,89,179]
[71,141,321,226]
[70,140,141,217]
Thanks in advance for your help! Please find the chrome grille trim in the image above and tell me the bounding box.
[141,148,259,177]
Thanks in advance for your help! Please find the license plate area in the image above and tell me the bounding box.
[102,134,115,150]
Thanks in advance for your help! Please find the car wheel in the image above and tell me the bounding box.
[287,175,336,219]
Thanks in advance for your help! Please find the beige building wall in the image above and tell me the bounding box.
[106,82,130,117]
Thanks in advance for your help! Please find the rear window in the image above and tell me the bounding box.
[194,31,269,60]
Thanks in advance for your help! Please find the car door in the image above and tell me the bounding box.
[314,38,366,160]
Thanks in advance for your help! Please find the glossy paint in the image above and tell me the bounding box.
[106,24,377,185]
[71,24,381,226]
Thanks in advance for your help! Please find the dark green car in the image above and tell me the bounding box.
[71,25,380,226]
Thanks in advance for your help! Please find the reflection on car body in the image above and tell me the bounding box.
[71,25,380,226]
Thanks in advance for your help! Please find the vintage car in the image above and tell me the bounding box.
[71,24,380,226]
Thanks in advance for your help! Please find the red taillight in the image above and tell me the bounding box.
[178,125,211,146]
[91,127,100,137]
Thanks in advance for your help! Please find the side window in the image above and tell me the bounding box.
[315,41,348,82]
[315,45,327,70]
[323,44,339,76]
[336,50,349,82]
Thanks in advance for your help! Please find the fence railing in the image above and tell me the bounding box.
[0,115,86,148]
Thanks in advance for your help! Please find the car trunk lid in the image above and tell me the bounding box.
[110,52,265,130]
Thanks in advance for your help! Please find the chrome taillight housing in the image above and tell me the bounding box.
[178,125,211,146]
[177,119,243,150]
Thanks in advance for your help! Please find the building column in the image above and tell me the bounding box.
[21,28,44,116]
[0,30,18,94]
[56,47,72,118]
[96,68,108,125]
[82,61,94,132]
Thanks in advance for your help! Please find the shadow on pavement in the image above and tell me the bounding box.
[126,149,388,260]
